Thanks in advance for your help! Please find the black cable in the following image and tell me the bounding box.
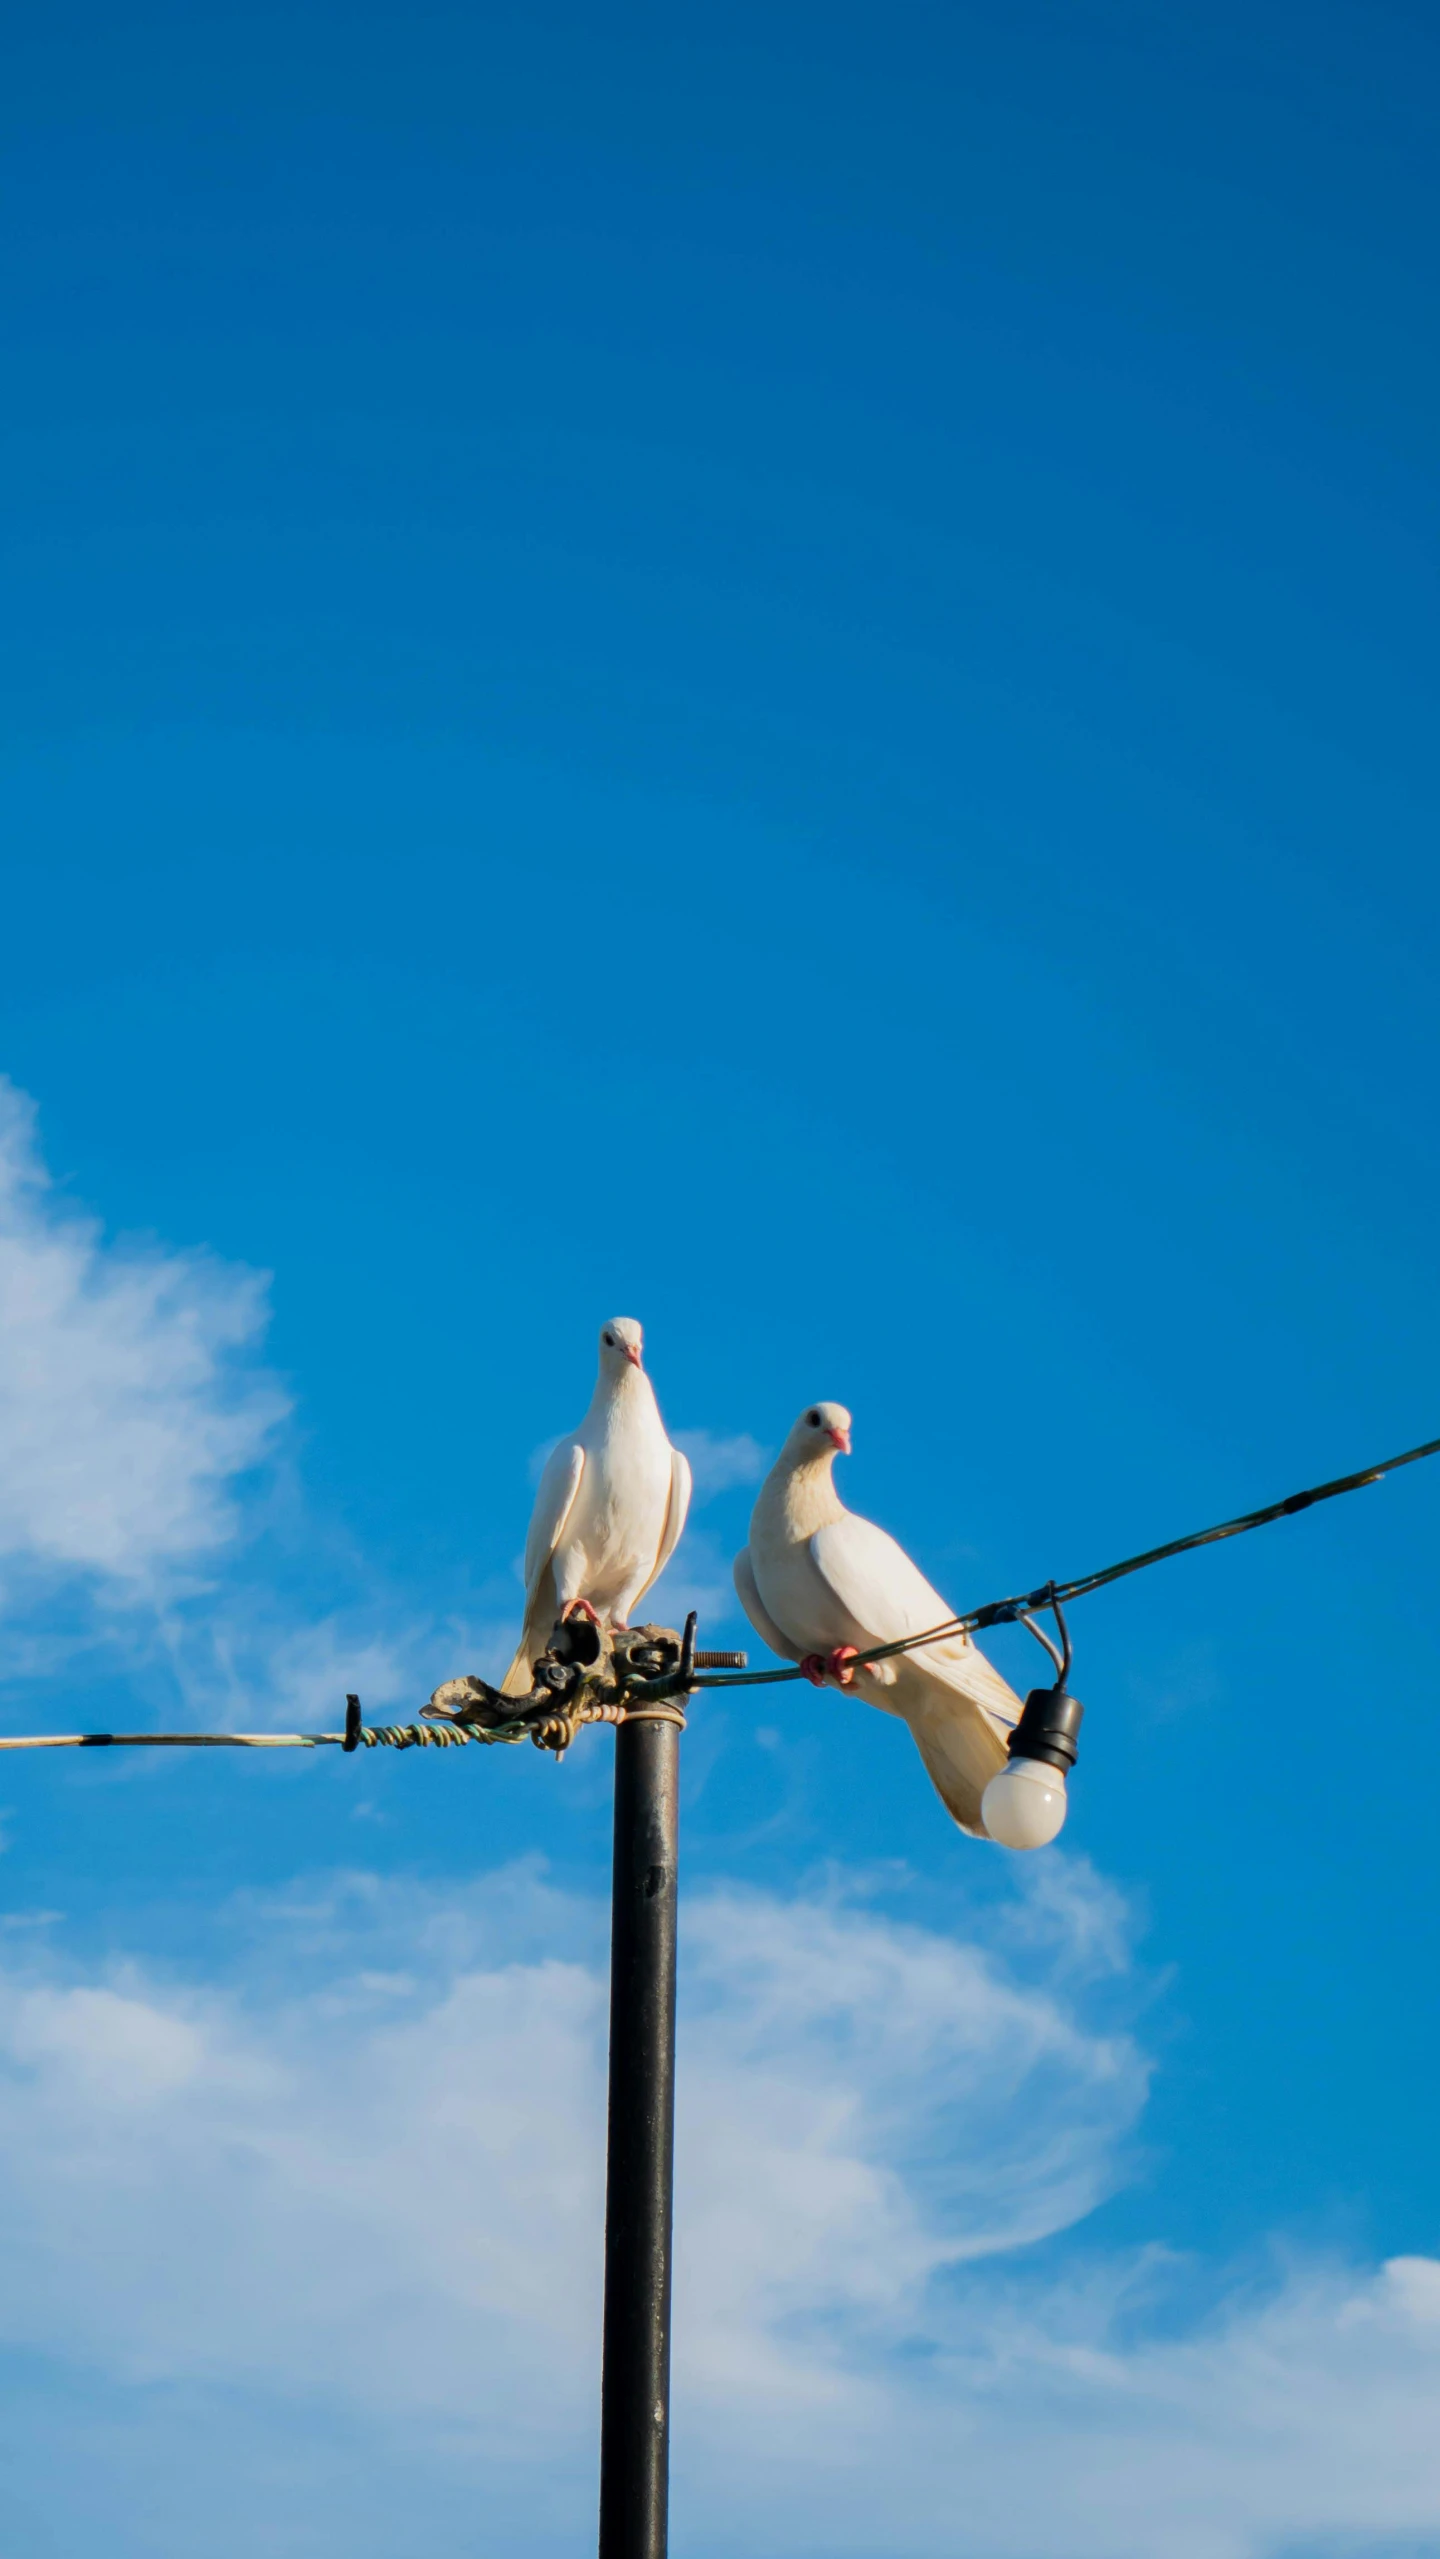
[693,1430,1440,1687]
[7,1435,1437,1735]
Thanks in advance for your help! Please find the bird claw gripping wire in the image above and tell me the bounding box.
[799,1646,861,1688]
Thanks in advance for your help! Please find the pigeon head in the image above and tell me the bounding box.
[599,1317,645,1374]
[784,1401,852,1462]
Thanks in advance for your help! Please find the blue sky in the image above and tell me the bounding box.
[1,0,1439,2550]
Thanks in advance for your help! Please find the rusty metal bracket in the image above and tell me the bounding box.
[422,1613,746,1756]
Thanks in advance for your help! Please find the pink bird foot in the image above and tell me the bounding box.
[562,1598,603,1627]
[800,1645,861,1689]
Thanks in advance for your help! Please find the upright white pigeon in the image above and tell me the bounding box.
[501,1319,693,1697]
[733,1402,1020,1838]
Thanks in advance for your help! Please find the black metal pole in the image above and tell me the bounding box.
[598,1708,680,2559]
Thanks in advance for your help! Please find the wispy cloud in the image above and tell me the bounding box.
[0,1858,1433,2558]
[0,1859,1138,2550]
[673,1429,769,1502]
[0,1082,520,1731]
[0,1079,286,1600]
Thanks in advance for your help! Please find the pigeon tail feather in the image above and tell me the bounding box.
[502,1563,559,1695]
[906,1715,1000,1838]
[499,1646,535,1698]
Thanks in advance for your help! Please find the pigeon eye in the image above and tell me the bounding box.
[806,1409,820,1428]
[604,1332,615,1346]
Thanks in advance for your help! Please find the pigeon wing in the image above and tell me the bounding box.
[632,1444,694,1612]
[809,1512,1016,1836]
[808,1514,1019,1715]
[523,1439,586,1596]
[807,1511,954,1647]
[500,1440,587,1697]
[733,1544,802,1662]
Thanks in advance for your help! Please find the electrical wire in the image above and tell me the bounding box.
[692,1428,1440,1687]
[2,1430,1436,1743]
[0,1720,524,1752]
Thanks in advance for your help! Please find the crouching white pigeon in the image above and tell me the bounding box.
[732,1402,1020,1838]
[501,1319,693,1697]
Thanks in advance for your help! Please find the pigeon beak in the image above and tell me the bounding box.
[626,1345,643,1368]
[828,1425,851,1454]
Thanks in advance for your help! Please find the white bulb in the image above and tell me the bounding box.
[982,1755,1068,1851]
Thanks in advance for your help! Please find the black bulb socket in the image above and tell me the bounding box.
[1009,1684,1084,1774]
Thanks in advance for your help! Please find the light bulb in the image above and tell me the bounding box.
[981,1755,1069,1851]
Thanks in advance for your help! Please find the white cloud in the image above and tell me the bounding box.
[674,1880,1146,2413]
[743,2249,1440,2559]
[0,1081,500,1735]
[0,1862,1135,2541]
[165,1605,429,1734]
[0,1081,287,1598]
[0,1858,1431,2558]
[648,1524,745,1632]
[673,1429,769,1501]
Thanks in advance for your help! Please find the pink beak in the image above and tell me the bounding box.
[828,1425,851,1453]
[626,1345,643,1368]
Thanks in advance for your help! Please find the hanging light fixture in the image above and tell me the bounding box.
[981,1594,1084,1851]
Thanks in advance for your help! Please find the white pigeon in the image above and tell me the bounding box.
[501,1319,693,1697]
[733,1402,1020,1837]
